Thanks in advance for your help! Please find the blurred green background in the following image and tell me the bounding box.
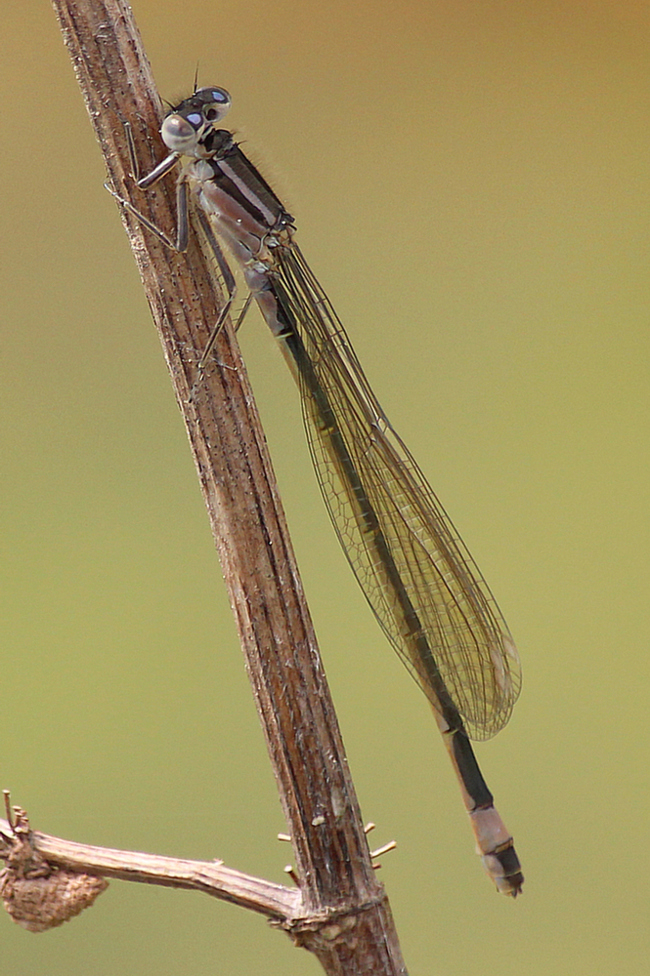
[2,1,648,973]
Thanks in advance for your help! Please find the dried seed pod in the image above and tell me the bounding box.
[0,865,108,932]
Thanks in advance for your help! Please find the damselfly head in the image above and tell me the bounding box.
[161,87,231,155]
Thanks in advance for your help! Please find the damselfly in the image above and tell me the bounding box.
[114,87,523,896]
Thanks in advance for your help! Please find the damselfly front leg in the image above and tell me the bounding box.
[106,117,243,387]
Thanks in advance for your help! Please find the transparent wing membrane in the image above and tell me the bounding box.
[277,245,521,740]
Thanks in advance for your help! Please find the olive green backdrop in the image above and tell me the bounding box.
[2,2,648,974]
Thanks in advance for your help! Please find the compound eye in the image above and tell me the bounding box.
[161,113,198,152]
[197,87,232,124]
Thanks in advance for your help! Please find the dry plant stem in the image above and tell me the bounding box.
[0,818,298,921]
[49,0,407,972]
